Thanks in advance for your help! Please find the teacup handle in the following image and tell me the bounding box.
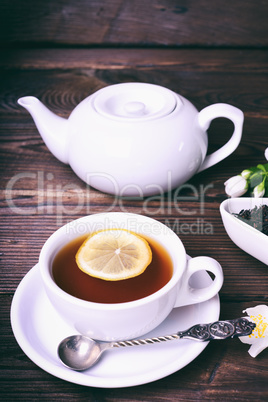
[174,256,224,308]
[197,104,244,172]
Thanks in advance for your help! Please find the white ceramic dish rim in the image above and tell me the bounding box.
[220,197,268,265]
[220,197,268,238]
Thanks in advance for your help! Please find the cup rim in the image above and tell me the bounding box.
[39,212,186,310]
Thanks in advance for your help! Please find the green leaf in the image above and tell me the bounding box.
[248,169,265,189]
[257,164,267,173]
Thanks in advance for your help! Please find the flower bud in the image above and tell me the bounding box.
[253,180,265,198]
[241,169,252,180]
[265,147,268,161]
[224,175,248,198]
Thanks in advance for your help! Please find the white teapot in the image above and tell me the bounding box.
[18,82,244,196]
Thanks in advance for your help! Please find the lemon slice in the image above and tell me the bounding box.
[75,229,152,281]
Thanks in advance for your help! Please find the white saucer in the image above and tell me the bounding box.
[10,262,220,388]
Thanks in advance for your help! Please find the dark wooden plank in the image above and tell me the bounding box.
[1,0,268,47]
[1,50,268,118]
[1,49,268,72]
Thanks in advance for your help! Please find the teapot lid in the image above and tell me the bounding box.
[92,83,178,121]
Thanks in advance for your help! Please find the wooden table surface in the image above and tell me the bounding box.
[1,1,268,400]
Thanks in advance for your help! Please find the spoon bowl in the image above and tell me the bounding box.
[58,335,112,371]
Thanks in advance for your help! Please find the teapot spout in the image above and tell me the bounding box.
[18,96,69,164]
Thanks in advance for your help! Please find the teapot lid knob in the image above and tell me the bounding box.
[92,83,178,120]
[124,101,146,116]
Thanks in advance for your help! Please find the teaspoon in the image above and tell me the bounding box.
[58,317,255,371]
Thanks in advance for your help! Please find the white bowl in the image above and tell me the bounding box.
[220,197,268,265]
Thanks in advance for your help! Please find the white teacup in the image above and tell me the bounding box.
[39,212,223,341]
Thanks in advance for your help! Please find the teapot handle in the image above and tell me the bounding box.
[197,103,244,172]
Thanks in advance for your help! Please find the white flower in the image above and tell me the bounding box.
[253,181,265,198]
[265,147,268,161]
[241,169,251,180]
[224,175,248,198]
[239,305,268,357]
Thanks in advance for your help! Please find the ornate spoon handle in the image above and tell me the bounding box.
[175,317,255,341]
[112,318,255,348]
